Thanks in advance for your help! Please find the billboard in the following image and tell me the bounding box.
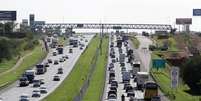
[0,11,16,21]
[176,18,192,25]
[171,67,179,88]
[193,9,201,16]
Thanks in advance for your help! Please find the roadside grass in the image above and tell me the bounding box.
[83,36,109,101]
[43,35,100,101]
[168,37,178,51]
[153,35,179,51]
[130,36,140,48]
[0,58,18,73]
[0,43,46,88]
[151,52,201,101]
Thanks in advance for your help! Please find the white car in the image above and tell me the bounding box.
[19,94,29,101]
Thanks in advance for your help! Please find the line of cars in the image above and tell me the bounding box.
[18,47,68,101]
[106,33,160,101]
[0,34,92,101]
[17,35,71,101]
[107,34,138,101]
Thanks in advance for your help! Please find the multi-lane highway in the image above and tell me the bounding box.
[103,34,144,101]
[0,34,94,101]
[102,33,168,101]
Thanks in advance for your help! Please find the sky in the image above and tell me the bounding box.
[0,0,201,31]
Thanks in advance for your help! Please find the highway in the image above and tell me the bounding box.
[103,34,168,101]
[134,35,169,101]
[0,34,94,101]
[103,34,144,101]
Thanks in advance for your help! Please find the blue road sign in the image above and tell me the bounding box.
[193,9,201,16]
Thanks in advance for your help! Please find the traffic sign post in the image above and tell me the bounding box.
[171,66,179,89]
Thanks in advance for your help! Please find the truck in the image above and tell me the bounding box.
[136,72,149,90]
[132,61,141,77]
[36,64,47,75]
[51,38,58,48]
[57,47,63,54]
[24,70,35,83]
[122,71,130,83]
[144,81,158,100]
[69,38,78,47]
[117,39,122,48]
[119,53,125,64]
[19,76,29,87]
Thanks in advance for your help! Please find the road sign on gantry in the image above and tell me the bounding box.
[193,9,201,16]
[171,66,179,88]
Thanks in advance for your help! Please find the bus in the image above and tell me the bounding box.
[144,81,158,100]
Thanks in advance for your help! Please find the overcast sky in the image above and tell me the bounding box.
[0,0,201,31]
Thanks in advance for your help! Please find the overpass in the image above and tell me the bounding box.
[33,23,172,30]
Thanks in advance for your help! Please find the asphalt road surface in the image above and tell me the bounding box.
[0,34,94,101]
[135,35,169,101]
[103,34,169,101]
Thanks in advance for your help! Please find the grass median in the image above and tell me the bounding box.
[0,43,46,88]
[43,35,100,101]
[130,36,140,48]
[151,52,201,101]
[83,36,109,101]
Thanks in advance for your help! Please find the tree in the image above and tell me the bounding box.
[182,56,201,93]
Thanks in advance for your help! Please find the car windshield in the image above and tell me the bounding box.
[33,90,39,92]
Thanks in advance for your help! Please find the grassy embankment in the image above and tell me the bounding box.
[153,35,178,51]
[0,43,46,88]
[43,35,100,101]
[151,53,201,101]
[0,58,18,73]
[83,36,109,101]
[130,36,140,48]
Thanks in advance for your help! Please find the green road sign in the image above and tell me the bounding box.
[152,59,166,70]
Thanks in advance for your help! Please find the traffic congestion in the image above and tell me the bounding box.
[103,33,159,101]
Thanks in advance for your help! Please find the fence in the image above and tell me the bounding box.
[73,46,100,101]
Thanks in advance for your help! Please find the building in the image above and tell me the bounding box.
[29,14,35,26]
[22,19,28,26]
[20,19,29,32]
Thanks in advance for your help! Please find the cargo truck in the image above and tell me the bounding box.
[132,61,141,77]
[144,81,158,100]
[23,70,35,83]
[36,64,47,75]
[136,72,149,90]
[57,47,63,54]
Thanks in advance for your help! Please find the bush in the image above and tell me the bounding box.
[182,56,201,93]
[149,45,156,51]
